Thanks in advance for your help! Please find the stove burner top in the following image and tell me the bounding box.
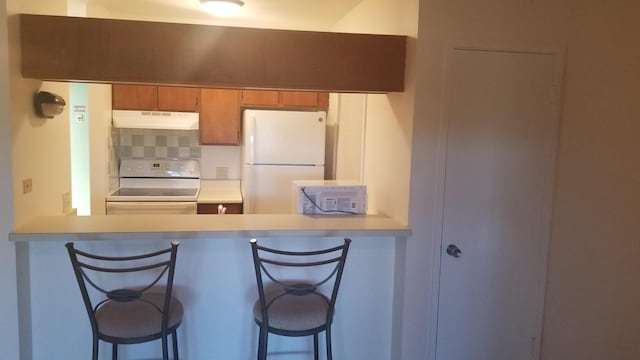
[108,159,201,202]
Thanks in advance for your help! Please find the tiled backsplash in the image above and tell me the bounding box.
[200,146,242,179]
[116,129,200,159]
[111,128,242,180]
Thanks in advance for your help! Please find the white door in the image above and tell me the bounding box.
[435,48,562,360]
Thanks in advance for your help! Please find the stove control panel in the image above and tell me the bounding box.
[120,158,200,178]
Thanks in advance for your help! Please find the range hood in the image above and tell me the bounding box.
[112,110,199,130]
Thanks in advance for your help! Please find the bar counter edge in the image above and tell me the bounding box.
[9,213,411,242]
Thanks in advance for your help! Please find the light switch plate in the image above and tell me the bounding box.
[22,178,33,194]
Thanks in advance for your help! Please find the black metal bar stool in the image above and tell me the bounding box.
[66,241,183,360]
[250,238,351,360]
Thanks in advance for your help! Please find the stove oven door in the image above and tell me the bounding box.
[106,201,197,215]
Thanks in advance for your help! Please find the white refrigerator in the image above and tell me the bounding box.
[242,109,326,214]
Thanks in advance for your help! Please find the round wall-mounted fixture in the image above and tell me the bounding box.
[201,0,244,17]
[33,91,66,119]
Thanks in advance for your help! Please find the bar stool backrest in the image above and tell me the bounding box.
[65,241,181,350]
[250,238,351,333]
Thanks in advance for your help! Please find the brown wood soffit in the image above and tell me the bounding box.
[20,14,407,93]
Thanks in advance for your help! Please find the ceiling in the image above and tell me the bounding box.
[85,0,364,31]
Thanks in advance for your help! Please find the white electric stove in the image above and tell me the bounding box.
[106,158,200,215]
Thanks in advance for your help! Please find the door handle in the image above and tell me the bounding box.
[446,244,462,258]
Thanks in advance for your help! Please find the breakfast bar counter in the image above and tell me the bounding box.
[11,214,409,360]
[9,213,410,242]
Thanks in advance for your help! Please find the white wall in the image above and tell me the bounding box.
[334,93,367,182]
[69,83,90,215]
[332,0,418,222]
[86,0,362,32]
[7,0,71,358]
[87,83,112,215]
[86,3,119,215]
[405,0,640,359]
[8,0,71,227]
[541,2,640,359]
[200,146,242,180]
[0,0,19,357]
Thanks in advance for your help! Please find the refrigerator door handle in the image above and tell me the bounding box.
[249,115,257,165]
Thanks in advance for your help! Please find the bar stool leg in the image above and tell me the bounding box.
[313,334,319,360]
[258,326,268,360]
[326,327,333,360]
[112,343,117,360]
[92,336,99,360]
[172,330,179,360]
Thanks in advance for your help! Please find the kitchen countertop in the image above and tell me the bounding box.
[197,180,243,204]
[9,214,410,242]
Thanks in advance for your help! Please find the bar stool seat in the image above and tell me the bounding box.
[253,282,329,333]
[96,292,183,342]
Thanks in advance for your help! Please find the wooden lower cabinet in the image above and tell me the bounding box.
[199,88,241,145]
[197,203,243,214]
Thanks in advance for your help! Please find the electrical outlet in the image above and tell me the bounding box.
[216,167,229,179]
[22,178,32,194]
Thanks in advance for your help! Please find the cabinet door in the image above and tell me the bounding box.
[279,91,320,107]
[223,203,243,214]
[200,88,241,145]
[197,203,243,214]
[241,90,279,106]
[112,84,157,110]
[317,92,330,111]
[157,86,200,112]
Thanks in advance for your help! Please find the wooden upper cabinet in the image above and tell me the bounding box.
[200,89,241,145]
[241,90,279,106]
[112,84,157,110]
[280,91,323,108]
[157,86,200,112]
[317,92,330,110]
[241,90,329,111]
[112,85,199,111]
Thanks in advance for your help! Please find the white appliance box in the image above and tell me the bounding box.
[292,180,367,215]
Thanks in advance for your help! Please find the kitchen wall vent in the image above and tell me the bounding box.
[112,110,199,130]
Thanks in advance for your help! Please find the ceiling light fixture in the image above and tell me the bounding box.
[201,0,245,17]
